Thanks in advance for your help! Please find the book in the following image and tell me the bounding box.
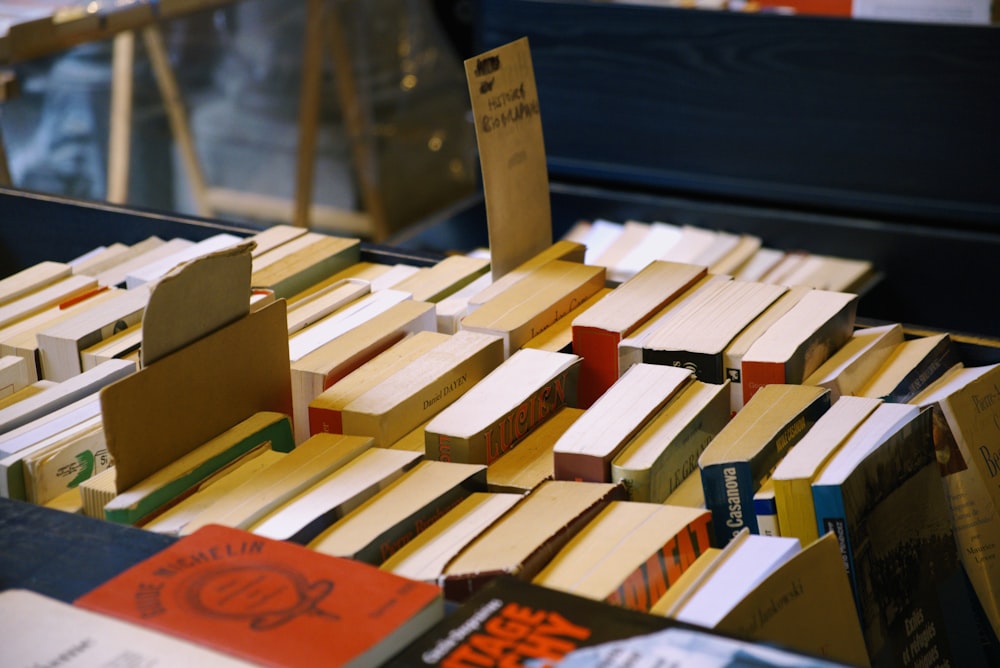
[705,532,871,667]
[92,237,195,288]
[385,574,674,667]
[660,529,802,629]
[552,363,694,482]
[553,619,849,668]
[140,448,288,536]
[910,363,1000,638]
[0,260,71,306]
[610,221,682,282]
[102,411,295,525]
[379,491,524,583]
[616,274,733,379]
[709,232,763,275]
[3,588,257,667]
[289,297,436,441]
[79,321,142,370]
[811,405,995,666]
[522,287,612,354]
[721,284,813,413]
[247,447,422,544]
[590,220,656,282]
[486,405,583,493]
[308,330,450,435]
[20,413,107,504]
[337,330,506,447]
[460,259,606,357]
[532,501,713,612]
[698,383,830,547]
[0,285,122,381]
[73,236,159,275]
[284,277,370,335]
[610,379,731,503]
[35,283,150,380]
[571,260,706,407]
[434,272,493,334]
[0,354,29,398]
[307,460,489,565]
[439,480,627,601]
[466,239,587,310]
[664,467,707,509]
[388,253,490,303]
[802,322,904,400]
[250,231,361,300]
[637,279,788,384]
[649,548,723,614]
[752,478,780,536]
[740,289,858,404]
[770,395,882,545]
[0,357,135,437]
[0,273,99,330]
[123,233,245,289]
[172,432,374,537]
[424,347,580,465]
[74,523,445,668]
[855,331,960,403]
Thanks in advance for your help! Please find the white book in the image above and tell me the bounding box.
[668,530,801,628]
[94,237,194,288]
[0,393,102,462]
[370,264,422,292]
[248,447,421,543]
[659,225,720,264]
[0,274,98,330]
[35,284,150,381]
[577,218,625,265]
[75,236,164,279]
[287,289,412,362]
[123,233,244,289]
[0,260,71,307]
[0,589,256,667]
[0,359,135,438]
[285,278,370,336]
[612,221,683,283]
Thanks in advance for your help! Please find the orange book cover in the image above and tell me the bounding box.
[739,359,789,406]
[74,524,444,668]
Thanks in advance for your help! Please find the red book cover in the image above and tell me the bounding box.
[74,524,444,667]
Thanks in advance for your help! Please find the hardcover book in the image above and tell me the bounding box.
[75,524,445,668]
[698,383,830,546]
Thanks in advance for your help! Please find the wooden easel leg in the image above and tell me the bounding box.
[141,24,212,217]
[107,30,135,204]
[293,0,326,228]
[327,1,387,241]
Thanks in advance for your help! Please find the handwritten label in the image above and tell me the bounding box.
[465,37,552,280]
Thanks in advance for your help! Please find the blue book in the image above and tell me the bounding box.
[811,404,995,667]
[698,383,829,547]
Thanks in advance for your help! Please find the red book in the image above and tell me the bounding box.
[571,261,705,408]
[74,524,445,668]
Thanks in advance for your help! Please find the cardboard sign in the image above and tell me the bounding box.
[465,37,553,280]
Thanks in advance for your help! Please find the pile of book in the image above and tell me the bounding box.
[0,222,997,667]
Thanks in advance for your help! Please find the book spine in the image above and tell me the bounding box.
[25,429,110,505]
[787,298,857,384]
[572,326,622,409]
[605,512,713,611]
[773,477,819,545]
[429,366,577,465]
[642,349,725,385]
[701,462,757,547]
[811,483,857,616]
[610,464,651,502]
[358,480,483,566]
[885,336,960,403]
[553,450,612,483]
[514,272,606,359]
[740,360,787,406]
[753,494,780,536]
[308,406,343,436]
